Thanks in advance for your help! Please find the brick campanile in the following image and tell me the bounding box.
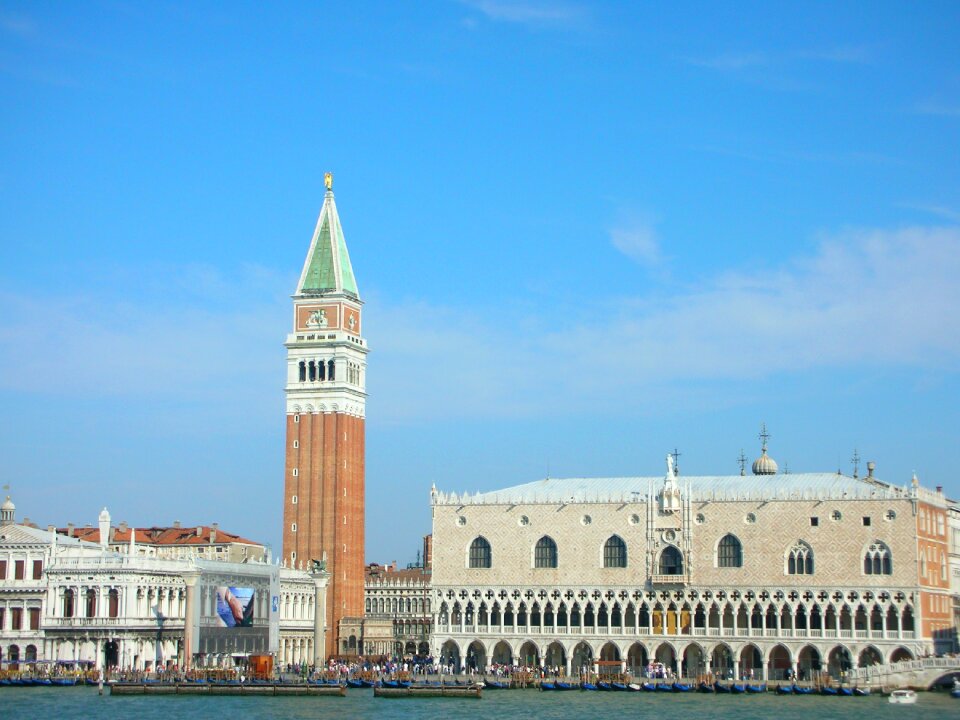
[282,173,367,659]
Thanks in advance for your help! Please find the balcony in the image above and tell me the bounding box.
[649,574,687,586]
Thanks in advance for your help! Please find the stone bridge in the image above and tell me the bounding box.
[850,657,960,690]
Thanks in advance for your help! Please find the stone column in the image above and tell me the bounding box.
[312,570,330,668]
[181,571,200,671]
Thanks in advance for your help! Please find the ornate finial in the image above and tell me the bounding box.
[737,450,747,476]
[324,172,333,191]
[851,448,860,479]
[758,423,770,453]
[671,448,682,475]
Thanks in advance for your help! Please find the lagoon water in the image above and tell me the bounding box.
[4,686,957,719]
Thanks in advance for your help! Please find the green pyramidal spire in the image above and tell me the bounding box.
[296,175,359,298]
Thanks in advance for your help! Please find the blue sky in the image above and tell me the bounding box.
[1,1,958,564]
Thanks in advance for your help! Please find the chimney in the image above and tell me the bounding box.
[196,526,203,537]
[867,461,875,478]
[47,524,55,532]
[173,520,181,529]
[936,486,943,494]
[210,528,217,544]
[118,521,128,533]
[109,527,117,543]
[67,523,75,538]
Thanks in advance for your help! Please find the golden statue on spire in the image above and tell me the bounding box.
[324,172,333,190]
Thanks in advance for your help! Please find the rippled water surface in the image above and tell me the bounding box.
[3,686,957,719]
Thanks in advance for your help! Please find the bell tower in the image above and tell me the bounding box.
[282,173,367,658]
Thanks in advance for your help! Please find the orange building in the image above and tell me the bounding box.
[915,496,951,648]
[281,174,367,659]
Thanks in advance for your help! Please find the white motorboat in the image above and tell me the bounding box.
[888,688,917,704]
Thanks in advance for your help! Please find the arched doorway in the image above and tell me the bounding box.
[418,642,429,656]
[627,643,647,675]
[104,640,119,668]
[889,646,913,663]
[24,645,37,663]
[544,642,565,670]
[767,644,791,681]
[518,640,539,667]
[466,640,486,671]
[404,641,417,655]
[739,644,763,681]
[797,645,821,681]
[8,644,20,670]
[572,641,593,675]
[711,644,733,678]
[440,640,460,671]
[654,642,676,675]
[491,641,512,665]
[599,641,620,661]
[859,646,882,668]
[683,644,705,678]
[827,646,852,679]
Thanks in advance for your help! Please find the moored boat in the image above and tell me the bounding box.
[888,689,917,704]
[641,682,656,691]
[483,679,509,689]
[697,682,714,693]
[820,686,838,696]
[853,687,871,696]
[672,682,692,692]
[745,683,766,693]
[775,684,793,694]
[581,682,598,691]
[731,683,745,694]
[713,681,731,693]
[838,686,853,696]
[555,681,576,690]
[539,682,556,691]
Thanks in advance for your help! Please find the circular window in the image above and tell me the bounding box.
[456,516,466,526]
[745,513,756,524]
[581,515,592,526]
[695,513,705,525]
[629,514,641,525]
[831,510,842,522]
[885,509,897,521]
[518,515,530,526]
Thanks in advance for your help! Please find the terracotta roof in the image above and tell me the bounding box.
[56,525,262,547]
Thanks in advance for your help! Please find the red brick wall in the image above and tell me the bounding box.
[282,411,365,657]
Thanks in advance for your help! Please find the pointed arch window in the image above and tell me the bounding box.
[658,545,683,575]
[787,541,814,575]
[717,534,743,568]
[603,535,627,568]
[468,537,491,569]
[863,542,892,575]
[534,536,558,568]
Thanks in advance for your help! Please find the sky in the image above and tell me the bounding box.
[1,1,958,565]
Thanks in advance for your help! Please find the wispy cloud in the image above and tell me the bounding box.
[461,0,586,28]
[684,52,769,71]
[0,11,35,37]
[610,220,662,267]
[913,101,960,118]
[370,226,960,420]
[897,203,960,222]
[795,45,872,64]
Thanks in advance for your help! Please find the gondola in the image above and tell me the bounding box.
[775,684,793,694]
[484,679,509,689]
[819,686,838,695]
[672,682,692,692]
[627,683,642,692]
[697,682,714,693]
[641,682,657,691]
[51,678,76,686]
[838,686,853,696]
[581,682,598,690]
[556,681,577,690]
[597,681,613,690]
[713,681,731,693]
[745,683,766,693]
[346,679,365,689]
[730,683,745,694]
[793,685,814,694]
[852,687,871,696]
[540,682,556,691]
[656,682,673,691]
[612,682,629,691]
